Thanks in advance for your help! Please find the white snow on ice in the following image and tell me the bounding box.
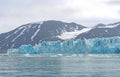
[57,28,92,40]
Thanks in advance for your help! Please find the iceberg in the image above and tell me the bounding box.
[7,37,120,54]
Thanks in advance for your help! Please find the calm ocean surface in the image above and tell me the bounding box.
[0,54,120,77]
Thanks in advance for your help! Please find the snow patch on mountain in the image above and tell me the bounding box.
[31,28,40,41]
[31,22,43,41]
[97,23,120,28]
[57,28,92,40]
[12,26,26,42]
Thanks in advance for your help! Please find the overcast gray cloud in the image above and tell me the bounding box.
[107,0,120,5]
[0,0,120,33]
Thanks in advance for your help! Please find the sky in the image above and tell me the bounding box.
[0,0,120,33]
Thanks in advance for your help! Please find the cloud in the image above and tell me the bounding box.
[106,0,120,5]
[0,0,120,33]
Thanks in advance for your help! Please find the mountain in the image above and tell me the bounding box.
[76,22,120,39]
[1,20,120,53]
[0,20,85,53]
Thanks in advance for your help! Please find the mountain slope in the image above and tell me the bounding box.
[76,22,120,39]
[0,20,85,52]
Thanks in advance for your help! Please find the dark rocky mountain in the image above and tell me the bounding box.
[0,20,85,53]
[0,20,120,53]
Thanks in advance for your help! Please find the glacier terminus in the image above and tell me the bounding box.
[7,37,120,55]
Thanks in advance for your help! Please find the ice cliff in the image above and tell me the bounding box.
[7,37,120,54]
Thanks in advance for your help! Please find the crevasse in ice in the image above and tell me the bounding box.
[7,37,120,54]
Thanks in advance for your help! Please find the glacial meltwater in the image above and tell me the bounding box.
[0,55,120,77]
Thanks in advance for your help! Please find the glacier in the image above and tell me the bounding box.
[7,37,120,55]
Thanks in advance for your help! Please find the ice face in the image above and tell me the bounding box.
[18,44,37,54]
[7,37,120,54]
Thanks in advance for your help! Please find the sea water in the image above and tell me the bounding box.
[0,54,120,77]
